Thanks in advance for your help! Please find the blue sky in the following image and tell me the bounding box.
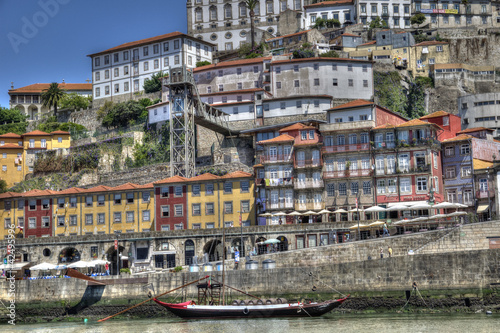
[0,0,187,108]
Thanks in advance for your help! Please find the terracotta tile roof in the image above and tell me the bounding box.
[358,41,376,46]
[50,131,70,135]
[146,101,169,109]
[279,123,315,132]
[58,187,87,195]
[266,30,312,42]
[473,159,493,170]
[221,171,253,179]
[442,134,473,143]
[304,0,353,8]
[373,124,397,130]
[208,101,254,107]
[420,111,450,119]
[154,175,189,185]
[0,143,23,149]
[414,41,448,47]
[327,99,373,111]
[189,173,221,181]
[87,32,213,57]
[271,57,372,65]
[253,164,264,168]
[457,127,495,134]
[0,133,22,139]
[22,130,50,136]
[83,185,112,193]
[135,183,154,189]
[341,33,359,37]
[9,83,92,94]
[23,189,57,197]
[0,192,22,199]
[194,57,272,72]
[109,182,143,191]
[396,119,432,128]
[257,134,295,144]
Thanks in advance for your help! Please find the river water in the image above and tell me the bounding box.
[2,313,500,333]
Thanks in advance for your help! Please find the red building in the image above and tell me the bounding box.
[24,189,55,238]
[153,176,188,231]
[373,119,444,209]
[420,110,461,141]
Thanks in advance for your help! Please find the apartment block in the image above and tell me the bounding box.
[88,32,214,102]
[414,0,493,28]
[358,0,412,29]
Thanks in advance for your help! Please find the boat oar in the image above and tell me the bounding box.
[97,275,210,322]
[211,277,261,300]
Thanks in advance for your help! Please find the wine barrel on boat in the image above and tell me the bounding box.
[215,262,224,271]
[202,263,213,272]
[189,265,199,272]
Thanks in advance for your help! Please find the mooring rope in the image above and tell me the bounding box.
[399,284,432,312]
[303,270,348,298]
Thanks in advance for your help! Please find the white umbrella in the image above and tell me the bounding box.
[412,217,430,222]
[447,211,467,217]
[348,208,364,212]
[432,202,456,209]
[273,212,286,216]
[67,261,91,268]
[54,264,67,270]
[287,211,303,216]
[455,203,468,208]
[364,206,386,212]
[318,209,331,214]
[333,208,348,213]
[30,263,57,271]
[393,219,410,225]
[90,260,109,265]
[386,205,409,211]
[303,210,319,215]
[411,203,432,209]
[257,239,280,245]
[259,213,273,217]
[349,224,367,229]
[368,221,385,227]
[430,214,447,219]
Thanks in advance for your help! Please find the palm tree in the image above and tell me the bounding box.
[41,82,65,117]
[245,0,259,50]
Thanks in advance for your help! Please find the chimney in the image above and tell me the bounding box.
[10,82,14,89]
[62,79,65,84]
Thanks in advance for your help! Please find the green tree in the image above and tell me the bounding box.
[369,16,387,29]
[0,180,8,193]
[41,82,66,116]
[0,106,28,123]
[313,18,326,29]
[58,92,92,110]
[143,71,165,93]
[102,100,148,128]
[196,61,211,67]
[97,101,113,121]
[245,0,259,49]
[325,19,340,28]
[411,13,426,26]
[319,50,339,58]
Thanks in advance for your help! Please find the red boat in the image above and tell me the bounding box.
[153,297,349,319]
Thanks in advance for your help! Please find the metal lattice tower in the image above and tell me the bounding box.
[164,66,238,178]
[167,67,196,178]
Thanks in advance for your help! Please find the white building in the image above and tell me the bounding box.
[8,82,92,120]
[357,0,412,29]
[414,0,494,28]
[186,0,308,51]
[193,56,373,124]
[88,32,214,102]
[304,0,356,28]
[147,101,170,126]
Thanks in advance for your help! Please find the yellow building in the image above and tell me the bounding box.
[187,171,255,229]
[408,41,450,77]
[0,192,24,239]
[0,130,71,188]
[53,186,97,237]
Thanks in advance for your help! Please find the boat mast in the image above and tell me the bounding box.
[221,208,226,305]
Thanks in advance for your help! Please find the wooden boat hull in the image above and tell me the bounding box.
[153,297,348,319]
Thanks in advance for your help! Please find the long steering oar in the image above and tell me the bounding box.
[98,275,209,322]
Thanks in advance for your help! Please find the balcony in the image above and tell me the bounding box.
[265,178,293,187]
[266,199,294,210]
[320,120,375,132]
[477,189,494,199]
[294,180,323,189]
[323,169,372,179]
[295,158,322,168]
[260,154,293,164]
[295,202,324,211]
[322,143,369,154]
[372,141,396,150]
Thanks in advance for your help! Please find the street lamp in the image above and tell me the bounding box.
[237,210,243,258]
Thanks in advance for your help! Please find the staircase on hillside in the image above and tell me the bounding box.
[414,225,462,254]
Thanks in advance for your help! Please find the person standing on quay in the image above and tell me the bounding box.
[105,262,110,275]
[380,247,384,259]
[388,246,393,258]
[383,223,389,237]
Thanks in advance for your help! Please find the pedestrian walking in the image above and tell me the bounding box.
[383,223,389,237]
[388,246,393,258]
[105,262,110,275]
[380,247,384,259]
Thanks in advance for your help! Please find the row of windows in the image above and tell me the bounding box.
[194,1,301,22]
[189,200,250,216]
[1,165,22,172]
[444,165,472,179]
[326,181,372,196]
[444,144,470,156]
[359,3,411,15]
[361,17,410,26]
[376,177,434,194]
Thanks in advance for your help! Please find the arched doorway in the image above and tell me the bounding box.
[185,240,195,265]
[58,247,81,263]
[106,246,126,275]
[28,105,39,120]
[203,240,223,262]
[256,237,266,255]
[230,238,245,258]
[276,236,288,252]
